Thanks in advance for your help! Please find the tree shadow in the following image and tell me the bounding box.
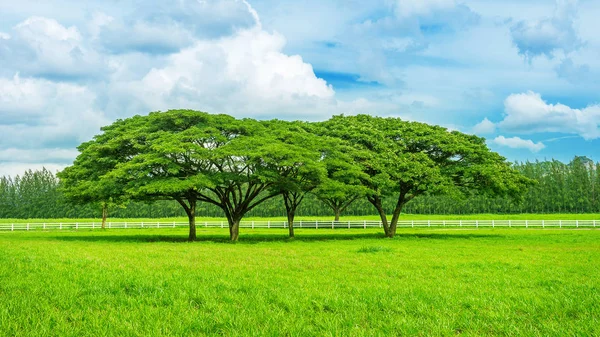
[51,231,502,244]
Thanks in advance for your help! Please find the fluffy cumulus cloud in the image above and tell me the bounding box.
[0,17,106,80]
[472,118,496,135]
[493,136,545,152]
[510,0,582,60]
[498,91,600,140]
[0,74,108,176]
[111,27,336,119]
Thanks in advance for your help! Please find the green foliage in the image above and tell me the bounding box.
[317,114,533,236]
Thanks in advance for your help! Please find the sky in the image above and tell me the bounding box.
[1,0,599,177]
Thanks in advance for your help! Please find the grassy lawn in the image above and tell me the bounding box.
[1,228,599,336]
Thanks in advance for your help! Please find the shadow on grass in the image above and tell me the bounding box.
[51,232,502,244]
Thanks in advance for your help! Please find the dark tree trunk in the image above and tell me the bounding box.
[176,196,197,241]
[229,218,240,241]
[368,195,390,237]
[101,203,108,229]
[186,204,196,241]
[388,195,406,238]
[287,211,295,238]
[283,192,305,238]
[334,209,341,222]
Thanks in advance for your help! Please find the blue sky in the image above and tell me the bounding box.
[1,0,599,177]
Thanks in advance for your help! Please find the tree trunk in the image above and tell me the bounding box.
[334,208,341,222]
[229,219,240,241]
[101,203,108,229]
[368,196,390,237]
[287,211,295,238]
[175,196,197,241]
[186,206,196,241]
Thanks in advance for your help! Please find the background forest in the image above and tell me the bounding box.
[0,156,598,219]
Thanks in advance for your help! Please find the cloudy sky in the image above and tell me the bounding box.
[1,0,599,177]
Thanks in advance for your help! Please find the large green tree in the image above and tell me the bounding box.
[103,110,315,241]
[320,114,533,237]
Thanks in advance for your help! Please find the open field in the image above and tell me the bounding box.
[4,213,600,224]
[1,228,599,336]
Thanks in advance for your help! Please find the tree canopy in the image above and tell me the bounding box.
[58,110,533,240]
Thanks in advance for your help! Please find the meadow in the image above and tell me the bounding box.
[1,227,599,336]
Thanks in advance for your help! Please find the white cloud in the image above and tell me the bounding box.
[493,136,545,152]
[510,0,582,60]
[115,26,336,118]
[0,32,9,39]
[472,118,496,134]
[1,16,106,79]
[499,91,600,139]
[0,74,109,148]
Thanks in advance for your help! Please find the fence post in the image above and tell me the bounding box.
[109,222,112,229]
[172,222,175,228]
[316,221,318,229]
[252,221,255,229]
[594,220,596,228]
[27,223,30,231]
[525,220,528,229]
[576,220,579,228]
[299,220,302,228]
[11,223,13,231]
[443,220,445,227]
[363,221,366,229]
[559,220,562,229]
[43,223,46,230]
[268,220,271,229]
[542,220,544,229]
[476,220,478,229]
[60,223,62,230]
[332,220,334,229]
[459,220,462,227]
[428,220,431,228]
[221,221,224,228]
[411,220,414,228]
[508,220,511,228]
[348,221,350,229]
[92,222,95,229]
[141,222,144,228]
[492,220,494,228]
[75,223,78,230]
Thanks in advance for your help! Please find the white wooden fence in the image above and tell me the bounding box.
[0,219,598,231]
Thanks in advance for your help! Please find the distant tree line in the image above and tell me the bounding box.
[0,156,596,221]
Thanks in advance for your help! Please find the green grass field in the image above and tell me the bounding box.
[1,228,599,336]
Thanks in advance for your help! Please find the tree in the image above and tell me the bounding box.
[58,117,143,228]
[312,154,369,221]
[262,120,327,237]
[102,110,309,241]
[321,114,533,237]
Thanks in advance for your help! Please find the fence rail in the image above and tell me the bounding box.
[0,219,598,231]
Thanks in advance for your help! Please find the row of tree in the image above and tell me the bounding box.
[55,110,529,241]
[2,157,598,220]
